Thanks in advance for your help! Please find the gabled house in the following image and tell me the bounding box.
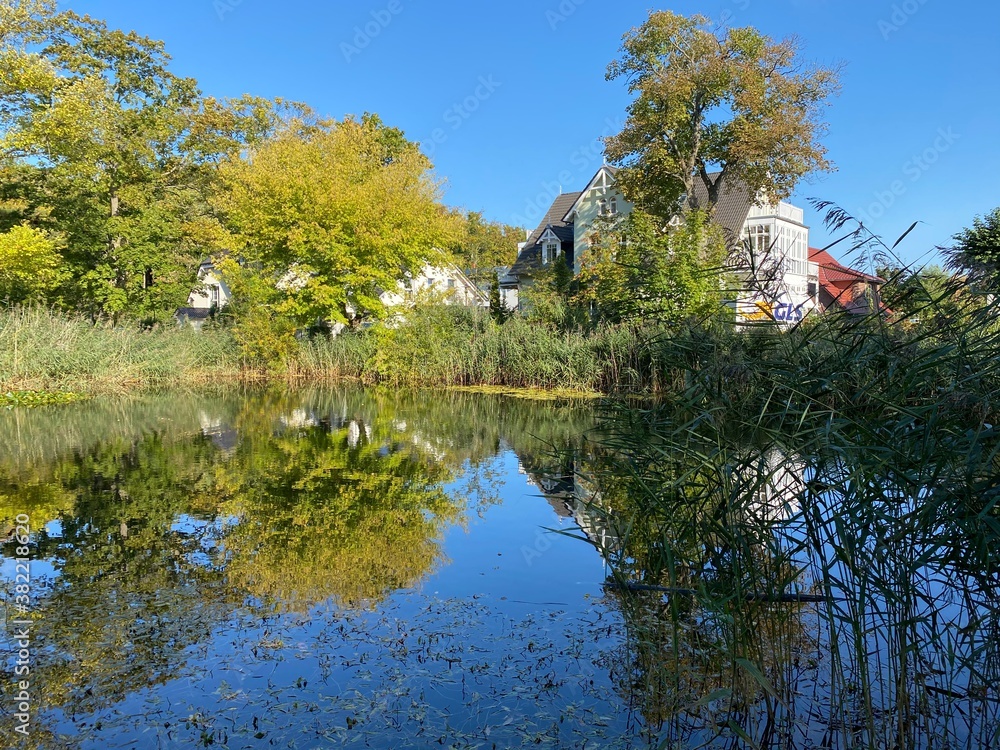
[506,165,821,323]
[175,259,232,330]
[502,190,582,306]
[809,248,885,315]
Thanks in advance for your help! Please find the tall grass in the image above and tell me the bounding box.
[577,276,1000,746]
[295,306,678,392]
[0,306,240,392]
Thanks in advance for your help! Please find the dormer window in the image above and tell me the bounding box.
[609,197,618,215]
[543,240,560,265]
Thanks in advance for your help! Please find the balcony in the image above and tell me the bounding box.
[747,202,806,225]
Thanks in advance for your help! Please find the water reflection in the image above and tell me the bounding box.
[587,404,1000,749]
[4,388,996,748]
[1,389,625,748]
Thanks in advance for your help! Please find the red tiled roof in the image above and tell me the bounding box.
[809,248,888,315]
[809,248,884,285]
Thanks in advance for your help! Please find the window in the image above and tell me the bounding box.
[543,241,560,264]
[143,268,154,289]
[599,199,609,216]
[609,197,619,215]
[447,279,455,289]
[746,224,772,256]
[210,285,221,307]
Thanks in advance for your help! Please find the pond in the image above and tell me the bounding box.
[0,389,649,749]
[1,388,999,749]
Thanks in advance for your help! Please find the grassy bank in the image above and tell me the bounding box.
[4,303,1000,420]
[1,306,661,394]
[0,306,242,393]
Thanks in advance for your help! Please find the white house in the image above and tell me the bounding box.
[178,260,485,330]
[506,165,820,324]
[380,263,488,309]
[175,259,233,330]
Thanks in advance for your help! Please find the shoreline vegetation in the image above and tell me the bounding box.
[3,292,997,426]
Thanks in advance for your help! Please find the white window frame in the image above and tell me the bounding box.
[543,240,560,265]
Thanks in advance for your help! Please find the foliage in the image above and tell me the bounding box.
[946,206,1000,291]
[579,209,731,325]
[604,10,840,222]
[876,263,963,324]
[0,223,63,303]
[0,1,291,321]
[451,210,523,277]
[214,113,461,329]
[518,259,587,331]
[1,389,86,407]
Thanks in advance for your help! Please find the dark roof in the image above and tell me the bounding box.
[509,191,582,277]
[507,171,757,280]
[694,174,755,244]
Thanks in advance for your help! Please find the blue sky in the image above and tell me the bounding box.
[69,0,999,268]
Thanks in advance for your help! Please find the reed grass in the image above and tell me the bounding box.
[575,237,1000,747]
[0,306,242,393]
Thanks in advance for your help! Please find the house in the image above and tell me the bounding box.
[380,263,488,309]
[178,259,485,330]
[809,248,885,315]
[506,165,821,324]
[175,259,232,330]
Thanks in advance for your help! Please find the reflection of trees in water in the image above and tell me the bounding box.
[213,412,461,611]
[514,428,821,745]
[0,387,603,734]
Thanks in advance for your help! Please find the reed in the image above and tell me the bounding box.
[578,250,1000,747]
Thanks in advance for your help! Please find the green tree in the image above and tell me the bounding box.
[877,264,962,325]
[0,2,287,320]
[214,113,461,329]
[579,210,730,325]
[452,211,523,277]
[0,223,63,303]
[947,207,1000,291]
[604,11,840,223]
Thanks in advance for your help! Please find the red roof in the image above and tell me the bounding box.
[809,248,887,315]
[809,248,884,285]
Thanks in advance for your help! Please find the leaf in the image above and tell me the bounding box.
[892,221,921,250]
[735,658,782,703]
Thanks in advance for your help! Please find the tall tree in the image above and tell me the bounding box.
[604,11,840,222]
[214,113,461,329]
[0,1,287,320]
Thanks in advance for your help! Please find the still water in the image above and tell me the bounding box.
[0,389,651,749]
[3,388,999,749]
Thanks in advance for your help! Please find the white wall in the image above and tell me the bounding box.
[187,265,232,310]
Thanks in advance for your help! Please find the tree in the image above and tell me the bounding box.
[604,11,840,223]
[947,207,1000,291]
[579,210,730,325]
[452,211,523,277]
[0,2,288,320]
[214,113,460,328]
[0,224,63,303]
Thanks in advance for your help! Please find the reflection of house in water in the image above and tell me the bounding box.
[199,412,239,454]
[752,449,805,522]
[517,452,621,559]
